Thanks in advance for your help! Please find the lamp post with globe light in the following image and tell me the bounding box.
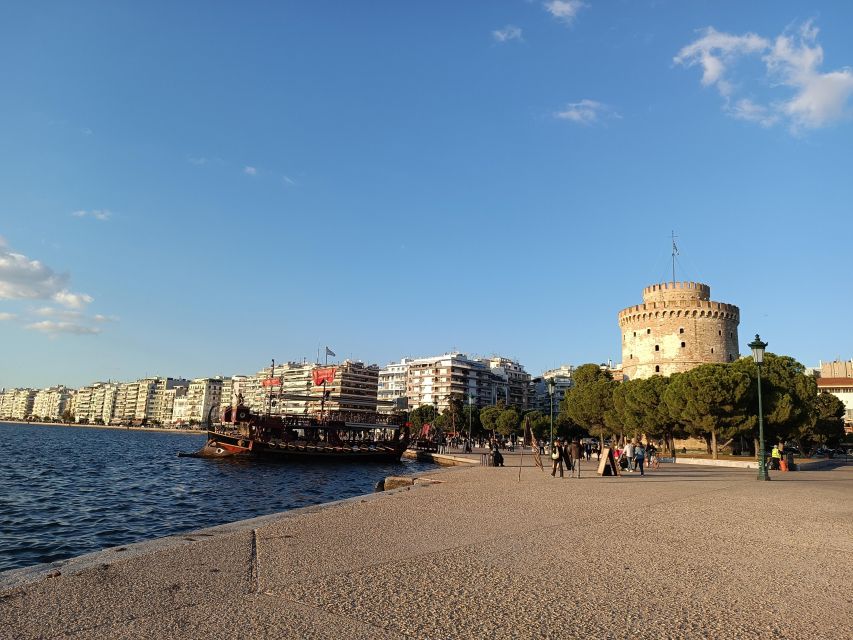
[547,378,556,450]
[749,334,770,481]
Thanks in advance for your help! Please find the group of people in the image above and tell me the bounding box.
[549,438,585,478]
[613,439,656,476]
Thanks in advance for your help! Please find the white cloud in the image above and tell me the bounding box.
[243,166,257,176]
[0,241,93,310]
[33,306,83,319]
[728,98,779,127]
[93,313,119,322]
[25,320,101,336]
[282,175,297,186]
[554,99,620,125]
[72,209,112,221]
[187,156,208,166]
[0,312,16,321]
[675,20,853,131]
[544,1,586,25]
[674,27,769,94]
[493,25,523,43]
[53,290,94,309]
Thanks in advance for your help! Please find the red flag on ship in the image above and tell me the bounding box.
[312,366,337,386]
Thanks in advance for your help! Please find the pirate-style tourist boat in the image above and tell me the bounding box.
[186,361,410,462]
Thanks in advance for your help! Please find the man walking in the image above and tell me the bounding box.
[569,438,583,478]
[623,439,635,472]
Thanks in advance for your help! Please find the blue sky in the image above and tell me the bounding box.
[1,1,852,388]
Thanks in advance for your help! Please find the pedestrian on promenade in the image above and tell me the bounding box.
[771,444,781,470]
[623,440,635,472]
[570,438,582,478]
[550,438,564,478]
[647,442,657,469]
[595,445,601,461]
[491,439,505,467]
[634,441,646,476]
[584,442,591,461]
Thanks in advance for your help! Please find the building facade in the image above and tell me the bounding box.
[817,359,853,433]
[378,358,413,412]
[618,281,740,380]
[531,365,574,415]
[32,386,73,420]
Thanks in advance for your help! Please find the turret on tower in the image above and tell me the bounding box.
[618,281,740,380]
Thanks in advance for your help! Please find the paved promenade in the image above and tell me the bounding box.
[2,461,851,639]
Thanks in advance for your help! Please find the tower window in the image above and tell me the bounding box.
[655,366,660,373]
[655,345,660,351]
[680,328,684,334]
[647,329,651,334]
[711,348,715,354]
[681,342,686,348]
[633,332,636,337]
[718,330,722,336]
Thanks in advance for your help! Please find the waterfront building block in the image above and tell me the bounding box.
[816,359,853,433]
[618,281,740,380]
[404,352,529,412]
[183,378,223,426]
[530,365,574,415]
[1,388,37,420]
[378,358,413,413]
[32,386,73,420]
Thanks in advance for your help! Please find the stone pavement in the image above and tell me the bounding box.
[1,462,851,639]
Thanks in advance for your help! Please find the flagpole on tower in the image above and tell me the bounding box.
[671,231,679,283]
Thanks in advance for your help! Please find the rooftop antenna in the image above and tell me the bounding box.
[671,230,679,283]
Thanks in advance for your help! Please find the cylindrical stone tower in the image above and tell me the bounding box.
[618,281,739,380]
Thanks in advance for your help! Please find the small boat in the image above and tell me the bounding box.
[186,396,410,463]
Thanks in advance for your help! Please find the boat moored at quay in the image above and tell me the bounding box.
[186,396,410,462]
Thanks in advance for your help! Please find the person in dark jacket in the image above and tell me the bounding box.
[550,438,564,477]
[569,439,583,477]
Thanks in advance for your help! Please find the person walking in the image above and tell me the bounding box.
[634,441,646,476]
[569,438,583,478]
[623,439,635,472]
[584,442,592,461]
[550,438,564,478]
[771,444,782,470]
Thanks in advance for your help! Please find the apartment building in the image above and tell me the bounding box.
[32,386,73,420]
[484,357,531,409]
[817,359,853,433]
[404,353,532,412]
[182,377,223,425]
[378,358,413,413]
[530,365,574,415]
[406,353,496,412]
[0,388,37,419]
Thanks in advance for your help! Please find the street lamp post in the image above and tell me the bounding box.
[547,378,556,450]
[749,334,770,481]
[467,393,474,452]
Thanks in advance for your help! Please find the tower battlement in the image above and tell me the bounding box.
[642,281,710,303]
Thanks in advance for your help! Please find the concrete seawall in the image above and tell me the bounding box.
[2,462,851,639]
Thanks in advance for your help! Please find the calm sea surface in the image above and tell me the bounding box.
[0,422,435,573]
